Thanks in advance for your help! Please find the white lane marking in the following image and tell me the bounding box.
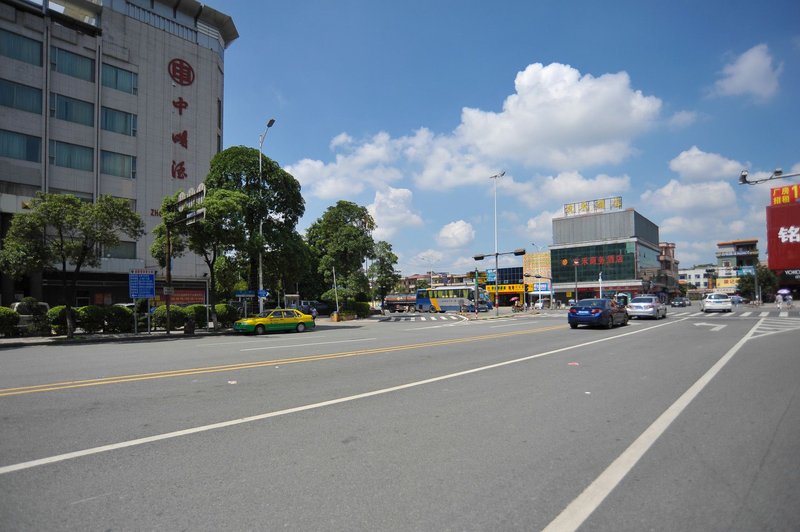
[0,319,686,476]
[542,318,763,532]
[779,311,789,318]
[240,338,375,352]
[740,312,752,317]
[760,312,769,317]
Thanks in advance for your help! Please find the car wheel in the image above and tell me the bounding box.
[296,322,306,332]
[606,317,614,329]
[255,324,265,335]
[622,315,629,326]
[569,322,578,329]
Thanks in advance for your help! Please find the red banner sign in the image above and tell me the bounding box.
[766,202,800,271]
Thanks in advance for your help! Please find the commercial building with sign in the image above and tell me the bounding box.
[549,207,673,303]
[767,185,800,290]
[0,0,236,306]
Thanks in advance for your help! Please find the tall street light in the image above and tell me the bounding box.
[257,118,276,314]
[573,258,580,304]
[490,171,505,315]
[739,168,800,185]
[474,247,526,316]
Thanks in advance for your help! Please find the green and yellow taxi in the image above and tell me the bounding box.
[233,308,316,335]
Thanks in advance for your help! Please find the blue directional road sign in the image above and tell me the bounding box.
[257,290,269,298]
[129,269,155,299]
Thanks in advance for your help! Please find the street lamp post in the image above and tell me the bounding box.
[573,258,579,304]
[257,118,276,314]
[474,247,526,316]
[490,171,505,315]
[739,168,800,185]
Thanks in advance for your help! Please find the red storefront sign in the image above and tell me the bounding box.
[766,202,800,271]
[770,183,800,206]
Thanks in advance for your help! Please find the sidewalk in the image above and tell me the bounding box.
[0,314,380,349]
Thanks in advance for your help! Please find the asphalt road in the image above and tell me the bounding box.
[1,310,799,530]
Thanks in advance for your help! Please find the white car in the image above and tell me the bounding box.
[626,295,667,319]
[533,300,547,310]
[700,293,732,313]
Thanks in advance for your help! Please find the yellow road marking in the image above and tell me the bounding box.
[0,325,566,397]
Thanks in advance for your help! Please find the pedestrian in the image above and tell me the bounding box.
[786,294,793,309]
[776,294,783,310]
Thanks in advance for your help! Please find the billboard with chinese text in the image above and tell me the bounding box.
[766,202,800,271]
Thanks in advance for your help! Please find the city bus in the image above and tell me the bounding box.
[416,285,492,313]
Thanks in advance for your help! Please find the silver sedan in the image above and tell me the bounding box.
[627,296,667,319]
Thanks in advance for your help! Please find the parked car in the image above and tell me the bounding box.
[233,308,316,334]
[300,300,331,316]
[568,298,628,329]
[670,297,690,307]
[627,295,667,319]
[533,299,548,310]
[730,295,744,305]
[700,293,732,313]
[10,301,50,329]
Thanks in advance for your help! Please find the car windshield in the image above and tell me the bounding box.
[708,294,729,300]
[631,297,655,303]
[577,299,606,308]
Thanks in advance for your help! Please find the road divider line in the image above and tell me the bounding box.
[0,319,683,475]
[542,318,763,532]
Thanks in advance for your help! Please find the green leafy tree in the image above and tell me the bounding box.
[306,201,376,309]
[736,264,778,302]
[184,188,248,328]
[0,193,143,337]
[368,241,401,303]
[149,192,187,332]
[204,146,304,293]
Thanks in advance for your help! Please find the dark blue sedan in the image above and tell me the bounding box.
[568,298,629,329]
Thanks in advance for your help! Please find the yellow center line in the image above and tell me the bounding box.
[0,325,566,397]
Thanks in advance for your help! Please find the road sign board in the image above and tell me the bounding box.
[257,289,269,298]
[235,290,256,298]
[129,270,155,299]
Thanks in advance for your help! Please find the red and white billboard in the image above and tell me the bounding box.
[766,202,800,271]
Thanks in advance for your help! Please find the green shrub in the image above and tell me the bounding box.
[47,306,76,335]
[0,307,20,336]
[15,296,47,316]
[105,305,134,333]
[352,301,371,318]
[214,303,239,327]
[152,305,187,330]
[184,304,209,326]
[77,305,105,334]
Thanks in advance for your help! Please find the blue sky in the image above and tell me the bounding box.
[217,0,800,277]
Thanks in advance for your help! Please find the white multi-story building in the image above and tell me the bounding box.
[0,0,237,306]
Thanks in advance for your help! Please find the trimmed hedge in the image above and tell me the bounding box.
[184,304,209,326]
[105,305,134,333]
[214,303,239,327]
[77,305,105,334]
[152,305,187,330]
[47,306,76,336]
[0,307,20,336]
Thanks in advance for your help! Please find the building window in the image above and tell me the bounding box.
[101,150,136,178]
[50,46,95,82]
[101,107,137,136]
[0,78,42,114]
[217,97,222,129]
[49,140,93,171]
[105,241,136,259]
[50,93,94,126]
[0,129,41,162]
[102,63,138,94]
[0,28,42,66]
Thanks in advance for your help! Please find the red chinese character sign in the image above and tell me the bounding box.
[767,202,800,271]
[168,58,194,181]
[168,59,195,86]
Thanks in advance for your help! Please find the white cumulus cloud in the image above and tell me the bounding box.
[456,63,662,171]
[713,44,782,102]
[669,146,744,182]
[367,187,423,241]
[436,220,475,248]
